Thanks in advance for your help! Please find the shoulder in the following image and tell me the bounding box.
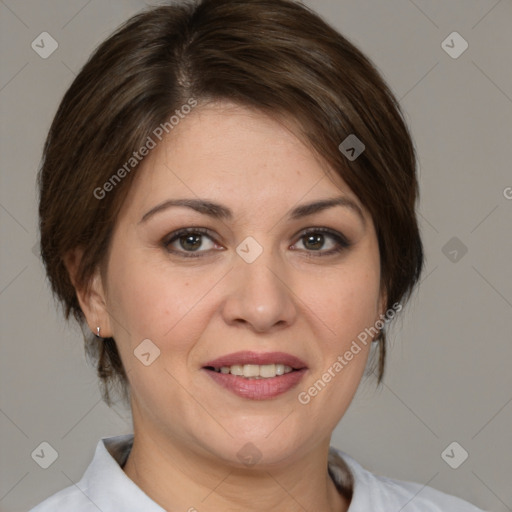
[28,434,153,512]
[28,436,112,512]
[329,447,488,512]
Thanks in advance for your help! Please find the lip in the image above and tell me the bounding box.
[202,351,308,400]
[203,351,308,370]
[204,368,308,400]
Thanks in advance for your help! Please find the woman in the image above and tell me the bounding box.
[31,0,485,510]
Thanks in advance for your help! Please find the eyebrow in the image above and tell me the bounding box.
[139,196,365,225]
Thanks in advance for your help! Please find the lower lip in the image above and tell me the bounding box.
[203,368,307,400]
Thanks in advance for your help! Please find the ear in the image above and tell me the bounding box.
[63,248,113,338]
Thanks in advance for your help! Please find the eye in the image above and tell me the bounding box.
[163,228,221,258]
[291,228,351,257]
[163,226,351,259]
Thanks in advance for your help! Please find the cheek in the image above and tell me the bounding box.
[301,264,381,346]
[104,251,210,401]
[298,267,380,411]
[105,247,222,350]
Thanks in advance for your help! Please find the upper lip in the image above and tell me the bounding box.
[203,351,308,370]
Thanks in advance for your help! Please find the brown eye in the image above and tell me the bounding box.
[176,233,203,252]
[292,228,351,257]
[164,228,219,258]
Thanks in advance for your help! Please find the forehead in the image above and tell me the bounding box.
[161,103,326,178]
[120,102,365,222]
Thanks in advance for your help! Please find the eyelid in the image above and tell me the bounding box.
[293,227,351,246]
[163,227,218,248]
[163,226,216,244]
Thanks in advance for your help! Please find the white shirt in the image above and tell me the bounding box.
[29,434,486,511]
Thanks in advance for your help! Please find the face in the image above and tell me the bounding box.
[84,102,384,468]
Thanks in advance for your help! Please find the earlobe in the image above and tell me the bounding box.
[63,248,113,338]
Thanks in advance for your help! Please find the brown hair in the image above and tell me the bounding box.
[38,0,423,405]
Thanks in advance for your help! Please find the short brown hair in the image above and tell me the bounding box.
[38,0,423,405]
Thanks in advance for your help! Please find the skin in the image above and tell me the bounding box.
[70,102,385,512]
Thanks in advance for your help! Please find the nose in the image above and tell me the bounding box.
[221,247,298,334]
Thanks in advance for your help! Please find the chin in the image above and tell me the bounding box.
[197,423,313,469]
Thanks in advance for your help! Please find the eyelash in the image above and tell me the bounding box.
[162,227,351,259]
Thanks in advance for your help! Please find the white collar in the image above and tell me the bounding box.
[80,434,358,510]
[47,434,481,511]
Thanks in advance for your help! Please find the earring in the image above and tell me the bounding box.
[95,326,101,338]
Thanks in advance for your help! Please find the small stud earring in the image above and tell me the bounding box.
[95,326,101,338]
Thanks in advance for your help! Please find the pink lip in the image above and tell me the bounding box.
[202,351,308,400]
[204,368,308,400]
[203,351,308,370]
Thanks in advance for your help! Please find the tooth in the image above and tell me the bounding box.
[275,364,285,376]
[230,364,244,376]
[212,363,296,378]
[259,364,276,378]
[243,364,260,377]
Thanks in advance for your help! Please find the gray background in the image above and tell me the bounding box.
[1,0,511,511]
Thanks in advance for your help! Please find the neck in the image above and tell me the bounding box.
[122,428,350,512]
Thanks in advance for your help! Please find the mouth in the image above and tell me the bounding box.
[202,351,308,400]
